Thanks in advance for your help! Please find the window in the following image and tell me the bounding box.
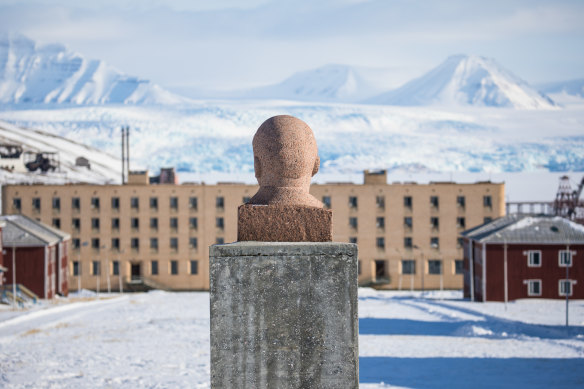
[170,238,178,251]
[131,217,139,230]
[170,260,179,275]
[13,198,21,210]
[92,261,100,275]
[457,237,464,249]
[170,197,178,210]
[402,260,415,275]
[72,239,80,249]
[72,197,80,210]
[431,217,439,230]
[376,196,385,209]
[358,260,361,275]
[189,217,198,229]
[190,237,198,249]
[111,197,120,210]
[559,280,574,296]
[349,196,358,208]
[131,238,139,250]
[430,196,439,208]
[150,217,158,230]
[349,217,358,229]
[559,250,573,267]
[528,250,541,267]
[216,237,225,245]
[112,218,120,231]
[404,217,413,229]
[404,196,412,209]
[376,237,385,249]
[91,238,100,250]
[376,217,385,228]
[189,197,198,210]
[91,197,100,209]
[149,238,158,250]
[527,279,542,296]
[216,217,224,229]
[170,217,178,230]
[457,196,466,208]
[73,261,80,276]
[150,197,158,209]
[484,217,492,224]
[112,261,119,276]
[216,196,224,209]
[91,218,100,231]
[52,197,60,210]
[404,237,413,249]
[455,259,463,275]
[190,260,198,275]
[484,195,492,208]
[52,218,61,229]
[430,237,439,249]
[112,238,120,250]
[243,196,251,204]
[322,196,331,209]
[130,197,139,209]
[428,260,442,275]
[32,197,41,211]
[349,237,357,244]
[151,260,159,276]
[457,217,465,229]
[375,260,387,279]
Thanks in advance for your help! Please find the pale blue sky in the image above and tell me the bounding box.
[1,0,583,90]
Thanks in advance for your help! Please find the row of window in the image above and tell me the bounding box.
[73,236,226,251]
[17,194,493,213]
[348,236,465,250]
[357,259,464,276]
[72,259,199,276]
[527,250,574,267]
[349,216,490,230]
[58,216,202,232]
[525,279,576,296]
[323,195,493,210]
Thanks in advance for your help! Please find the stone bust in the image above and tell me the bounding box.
[248,115,323,208]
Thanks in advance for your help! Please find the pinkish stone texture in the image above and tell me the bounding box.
[239,115,332,242]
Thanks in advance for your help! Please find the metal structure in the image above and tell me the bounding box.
[0,144,23,158]
[553,175,584,224]
[23,151,59,172]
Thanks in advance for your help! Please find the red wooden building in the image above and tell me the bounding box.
[0,215,71,299]
[462,215,583,302]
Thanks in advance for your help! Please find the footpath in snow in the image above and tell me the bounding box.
[0,289,583,388]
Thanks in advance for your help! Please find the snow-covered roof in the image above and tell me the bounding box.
[461,214,584,244]
[0,215,67,247]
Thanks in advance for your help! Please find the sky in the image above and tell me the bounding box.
[0,0,583,91]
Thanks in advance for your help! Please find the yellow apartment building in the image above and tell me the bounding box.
[1,170,504,291]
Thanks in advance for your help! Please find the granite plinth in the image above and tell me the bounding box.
[209,242,359,389]
[238,204,332,242]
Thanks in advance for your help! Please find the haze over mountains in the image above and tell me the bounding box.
[1,33,580,109]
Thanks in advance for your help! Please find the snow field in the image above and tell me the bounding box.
[0,289,583,388]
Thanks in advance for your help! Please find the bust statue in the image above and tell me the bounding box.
[238,115,332,242]
[249,115,323,208]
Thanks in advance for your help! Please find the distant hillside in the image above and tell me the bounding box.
[0,33,190,105]
[538,79,584,98]
[367,55,557,109]
[0,119,120,184]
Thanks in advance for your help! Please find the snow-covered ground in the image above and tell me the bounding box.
[0,289,582,388]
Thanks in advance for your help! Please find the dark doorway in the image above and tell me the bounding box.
[375,260,386,279]
[131,263,141,280]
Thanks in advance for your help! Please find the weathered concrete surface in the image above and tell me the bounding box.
[210,242,359,389]
[237,204,332,242]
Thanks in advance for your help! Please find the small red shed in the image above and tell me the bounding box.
[0,215,70,299]
[462,215,584,302]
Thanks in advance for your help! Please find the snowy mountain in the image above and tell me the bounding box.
[0,119,120,184]
[367,55,557,109]
[538,79,584,98]
[242,64,379,103]
[0,33,190,105]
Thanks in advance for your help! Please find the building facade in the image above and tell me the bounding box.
[462,215,583,301]
[2,171,504,291]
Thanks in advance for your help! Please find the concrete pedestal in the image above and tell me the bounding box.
[210,242,359,389]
